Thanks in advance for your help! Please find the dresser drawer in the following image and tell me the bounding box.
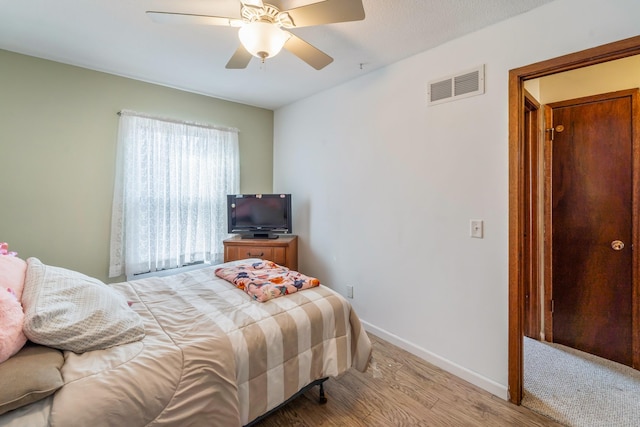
[223,236,298,270]
[230,246,285,264]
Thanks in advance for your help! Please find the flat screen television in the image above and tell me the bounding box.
[227,194,292,239]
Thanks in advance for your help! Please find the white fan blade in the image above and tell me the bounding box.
[226,45,253,69]
[285,0,365,28]
[284,32,333,70]
[146,11,242,27]
[240,0,264,7]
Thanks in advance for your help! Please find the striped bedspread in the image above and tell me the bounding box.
[8,260,371,427]
[168,262,372,424]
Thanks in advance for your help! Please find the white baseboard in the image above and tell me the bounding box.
[361,320,508,400]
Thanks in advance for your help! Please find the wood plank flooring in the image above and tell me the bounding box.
[254,334,564,426]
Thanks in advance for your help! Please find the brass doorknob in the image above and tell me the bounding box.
[611,240,625,251]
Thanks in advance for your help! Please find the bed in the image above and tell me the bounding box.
[0,256,372,427]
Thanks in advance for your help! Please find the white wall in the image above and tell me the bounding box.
[273,0,640,398]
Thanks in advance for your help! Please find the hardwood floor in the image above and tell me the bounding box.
[254,334,564,426]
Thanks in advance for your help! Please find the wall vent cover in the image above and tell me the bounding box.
[427,65,485,106]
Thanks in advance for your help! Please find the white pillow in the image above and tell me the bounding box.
[22,258,145,353]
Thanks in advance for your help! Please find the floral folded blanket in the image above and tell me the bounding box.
[215,261,320,302]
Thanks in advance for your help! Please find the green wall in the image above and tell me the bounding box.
[0,49,274,282]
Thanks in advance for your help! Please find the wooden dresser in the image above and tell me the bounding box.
[223,235,298,270]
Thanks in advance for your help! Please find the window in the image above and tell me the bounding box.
[109,111,239,278]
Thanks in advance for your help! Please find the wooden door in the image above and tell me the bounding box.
[548,89,638,367]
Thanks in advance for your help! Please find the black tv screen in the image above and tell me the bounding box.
[227,194,292,238]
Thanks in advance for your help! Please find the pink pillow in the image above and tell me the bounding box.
[0,255,27,301]
[0,288,27,363]
[0,248,28,362]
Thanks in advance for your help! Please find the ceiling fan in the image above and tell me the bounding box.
[147,0,365,70]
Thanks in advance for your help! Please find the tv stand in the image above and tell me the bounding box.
[223,235,298,270]
[244,233,279,239]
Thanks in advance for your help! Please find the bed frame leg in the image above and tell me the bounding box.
[318,381,328,404]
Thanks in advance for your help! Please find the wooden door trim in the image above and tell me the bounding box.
[508,35,640,404]
[523,90,541,340]
[543,104,553,341]
[632,89,640,369]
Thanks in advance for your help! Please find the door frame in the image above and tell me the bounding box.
[508,35,640,404]
[523,90,541,340]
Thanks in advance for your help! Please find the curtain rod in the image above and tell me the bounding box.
[117,110,239,133]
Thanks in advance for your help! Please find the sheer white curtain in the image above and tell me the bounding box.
[109,111,239,278]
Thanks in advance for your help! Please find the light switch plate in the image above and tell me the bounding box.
[470,220,484,238]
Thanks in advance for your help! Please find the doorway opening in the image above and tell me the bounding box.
[508,35,640,404]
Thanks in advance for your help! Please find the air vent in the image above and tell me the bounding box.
[427,65,485,106]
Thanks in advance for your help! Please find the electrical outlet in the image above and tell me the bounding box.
[470,219,484,238]
[346,285,354,299]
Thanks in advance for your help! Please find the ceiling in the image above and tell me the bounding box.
[0,0,555,110]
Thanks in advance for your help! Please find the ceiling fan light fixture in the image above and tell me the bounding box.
[239,21,289,60]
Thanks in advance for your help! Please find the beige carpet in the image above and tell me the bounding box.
[522,337,640,426]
